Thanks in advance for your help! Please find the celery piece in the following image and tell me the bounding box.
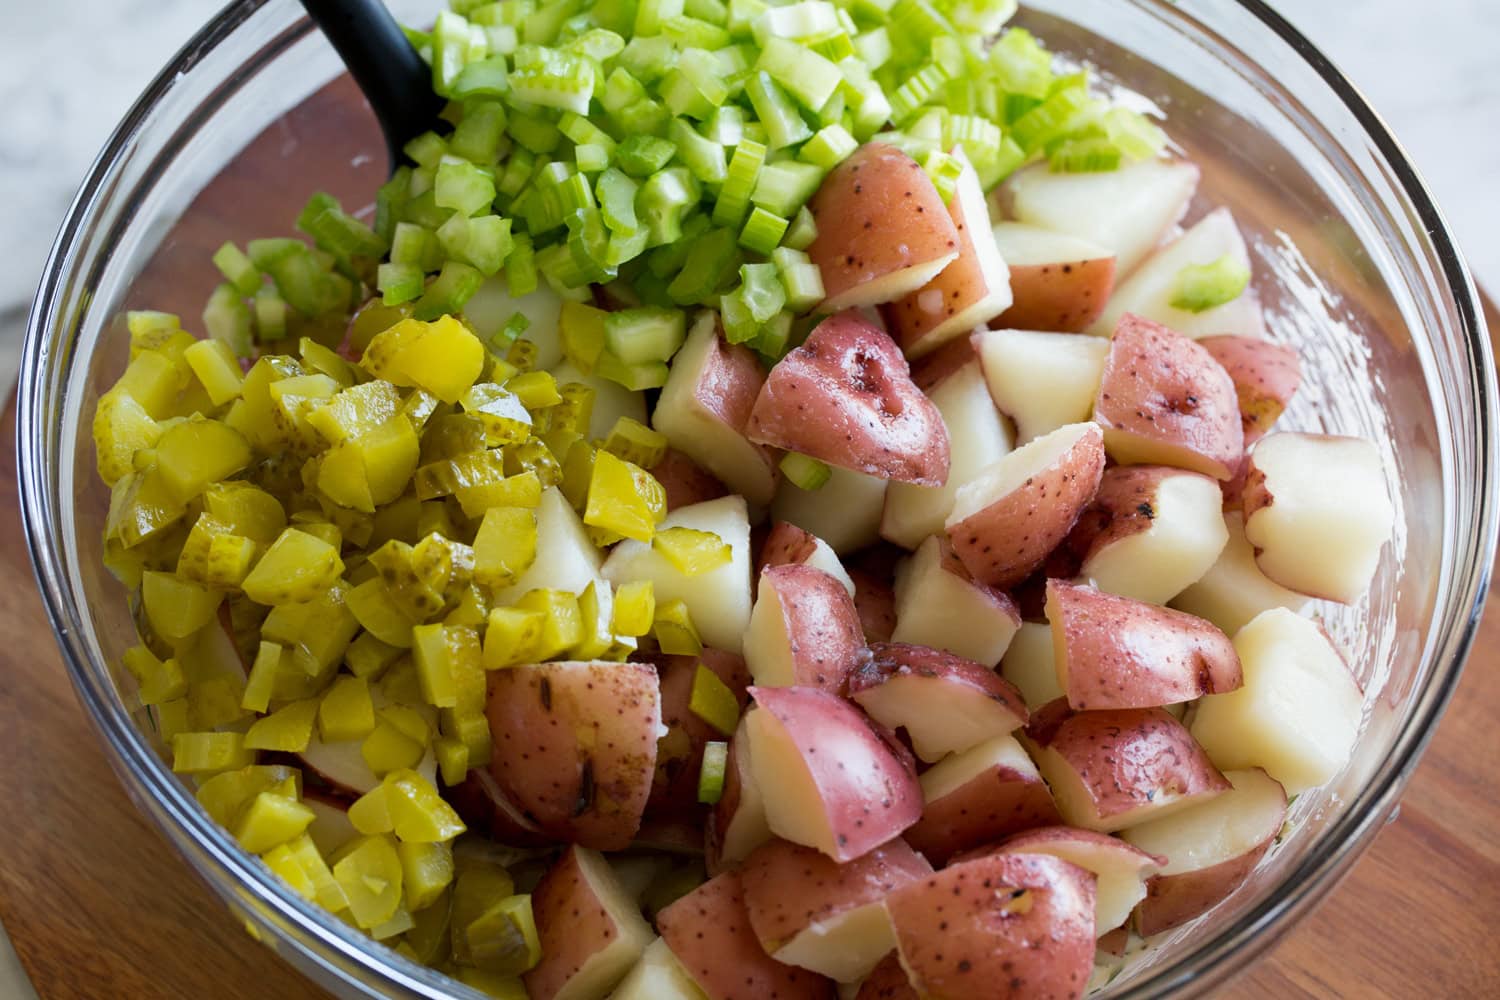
[744,71,812,150]
[615,135,677,178]
[801,122,858,171]
[739,262,787,323]
[604,307,687,364]
[738,207,789,255]
[749,160,825,217]
[669,117,728,186]
[610,580,656,637]
[1170,254,1252,313]
[244,697,320,752]
[333,834,405,929]
[638,168,701,249]
[413,260,485,322]
[698,740,729,803]
[654,598,703,655]
[594,353,670,392]
[1048,137,1121,174]
[212,242,263,297]
[771,246,826,312]
[234,790,316,854]
[667,228,740,305]
[779,450,832,490]
[319,674,377,743]
[450,101,510,162]
[203,283,254,359]
[653,527,733,576]
[483,606,545,669]
[756,37,841,111]
[385,769,468,843]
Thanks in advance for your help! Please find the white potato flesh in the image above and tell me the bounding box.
[462,276,565,368]
[601,496,753,653]
[774,903,897,985]
[1003,832,1162,937]
[1243,433,1395,603]
[494,487,604,605]
[920,731,1040,801]
[891,536,1020,666]
[990,222,1113,269]
[1080,471,1229,605]
[1122,768,1286,876]
[948,421,1096,525]
[744,707,830,853]
[974,329,1109,444]
[1171,512,1310,636]
[1004,159,1200,276]
[882,363,1014,548]
[1191,608,1363,794]
[803,537,857,596]
[1088,207,1263,339]
[999,621,1064,711]
[610,938,709,1000]
[771,464,888,554]
[548,848,657,1000]
[551,359,650,441]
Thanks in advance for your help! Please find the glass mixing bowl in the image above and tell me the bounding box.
[17,0,1498,996]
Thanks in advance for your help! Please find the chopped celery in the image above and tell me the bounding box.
[1170,254,1252,313]
[780,451,832,489]
[653,527,733,576]
[698,740,729,803]
[604,307,687,364]
[203,284,254,358]
[738,207,788,255]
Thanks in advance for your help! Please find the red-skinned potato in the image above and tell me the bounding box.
[945,421,1105,588]
[1045,579,1241,710]
[908,334,977,393]
[1063,464,1229,605]
[525,845,656,1000]
[611,937,712,1000]
[849,566,897,644]
[1088,208,1265,340]
[745,565,867,693]
[1170,511,1311,636]
[1190,608,1363,795]
[650,447,730,512]
[973,328,1110,444]
[1092,314,1244,480]
[758,521,856,596]
[902,733,1059,865]
[887,852,1097,1000]
[890,535,1021,666]
[658,870,837,1000]
[988,827,1164,937]
[1198,335,1301,445]
[1122,767,1287,936]
[744,686,922,863]
[848,642,1027,762]
[748,312,951,486]
[1241,432,1394,603]
[1000,158,1200,277]
[486,660,663,850]
[740,838,931,982]
[1025,701,1230,833]
[880,360,1013,549]
[808,143,961,313]
[885,149,1012,358]
[706,718,773,874]
[990,222,1116,333]
[446,767,554,848]
[648,649,751,822]
[856,954,919,999]
[653,312,779,505]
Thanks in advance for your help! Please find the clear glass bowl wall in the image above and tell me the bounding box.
[18,0,1496,997]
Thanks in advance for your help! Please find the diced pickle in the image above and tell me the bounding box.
[420,414,489,464]
[415,449,508,500]
[106,468,187,548]
[362,315,485,404]
[123,644,187,706]
[289,516,342,551]
[559,439,595,511]
[348,577,420,647]
[141,570,222,642]
[465,895,541,975]
[559,301,608,372]
[332,834,405,929]
[153,697,192,743]
[506,370,562,411]
[183,338,246,407]
[177,514,258,588]
[403,887,452,962]
[93,390,164,486]
[454,969,528,1000]
[399,840,455,911]
[552,382,596,435]
[451,860,517,966]
[610,580,655,637]
[241,641,284,715]
[319,675,377,742]
[242,527,345,606]
[572,580,614,659]
[275,833,350,912]
[583,450,666,542]
[113,348,188,419]
[503,438,562,488]
[386,769,467,843]
[203,482,287,545]
[434,737,470,787]
[350,784,395,836]
[196,764,300,828]
[360,416,422,505]
[368,540,449,621]
[317,439,376,512]
[472,507,538,588]
[234,790,317,853]
[460,383,533,446]
[268,374,341,453]
[362,718,427,775]
[346,632,404,678]
[505,338,537,372]
[244,698,320,752]
[652,526,733,576]
[172,731,253,774]
[418,500,462,542]
[689,665,741,737]
[513,590,583,661]
[188,676,252,730]
[455,470,542,520]
[444,584,490,627]
[299,336,357,387]
[602,416,669,468]
[412,623,479,708]
[126,311,182,356]
[482,607,545,669]
[654,598,703,655]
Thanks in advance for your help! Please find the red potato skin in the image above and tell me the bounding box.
[903,760,1061,866]
[748,311,952,486]
[650,447,730,511]
[856,954,920,999]
[524,846,624,1000]
[486,661,662,850]
[1133,841,1274,937]
[1046,579,1242,710]
[993,256,1117,333]
[740,838,931,953]
[758,564,869,694]
[1062,465,1219,564]
[658,871,838,1000]
[1198,335,1301,445]
[886,853,1097,1000]
[937,534,1024,623]
[1093,314,1244,480]
[849,641,1029,729]
[646,649,752,822]
[749,686,924,863]
[1027,700,1231,826]
[909,334,978,393]
[807,143,961,312]
[445,768,555,848]
[946,423,1106,589]
[850,568,898,643]
[757,520,823,575]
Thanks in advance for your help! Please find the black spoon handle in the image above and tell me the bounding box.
[298,0,445,167]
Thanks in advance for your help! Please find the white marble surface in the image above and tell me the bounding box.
[0,0,1494,991]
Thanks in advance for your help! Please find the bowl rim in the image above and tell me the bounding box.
[16,0,1499,996]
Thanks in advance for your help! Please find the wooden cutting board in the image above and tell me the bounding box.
[1,300,1497,997]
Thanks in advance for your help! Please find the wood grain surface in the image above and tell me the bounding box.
[3,72,1497,1000]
